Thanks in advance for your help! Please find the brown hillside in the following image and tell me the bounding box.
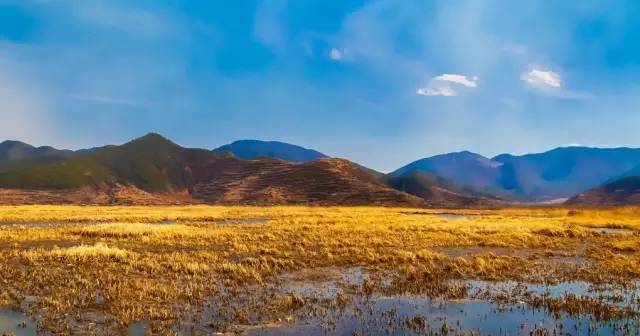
[0,184,198,205]
[189,157,424,206]
[566,176,640,206]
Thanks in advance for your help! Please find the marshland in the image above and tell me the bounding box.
[1,205,640,335]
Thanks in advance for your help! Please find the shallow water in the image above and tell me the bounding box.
[127,320,150,336]
[0,310,38,336]
[248,295,640,335]
[432,213,472,220]
[588,227,636,235]
[247,277,640,336]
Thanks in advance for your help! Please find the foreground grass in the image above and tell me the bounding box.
[0,205,639,334]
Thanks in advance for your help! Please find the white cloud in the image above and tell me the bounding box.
[417,73,478,97]
[329,48,344,61]
[434,74,479,88]
[416,86,456,96]
[521,69,561,88]
[520,68,591,99]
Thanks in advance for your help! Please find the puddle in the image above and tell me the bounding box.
[127,320,150,336]
[216,218,268,226]
[432,213,472,220]
[587,227,636,235]
[0,310,38,336]
[281,267,368,299]
[467,280,640,308]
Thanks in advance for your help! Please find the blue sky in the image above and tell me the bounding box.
[1,0,640,171]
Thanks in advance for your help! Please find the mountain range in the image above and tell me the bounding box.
[1,134,639,206]
[392,148,640,202]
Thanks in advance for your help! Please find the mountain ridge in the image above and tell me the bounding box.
[214,139,327,163]
[0,133,433,206]
[394,147,640,201]
[3,134,640,206]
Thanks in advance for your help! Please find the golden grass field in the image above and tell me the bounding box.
[1,205,640,334]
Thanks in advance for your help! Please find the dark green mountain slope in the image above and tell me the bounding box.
[0,133,225,191]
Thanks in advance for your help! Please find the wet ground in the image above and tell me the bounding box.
[0,310,38,336]
[401,212,476,220]
[587,227,636,235]
[0,218,269,228]
[247,297,640,335]
[1,216,639,335]
[3,266,640,335]
[243,269,640,336]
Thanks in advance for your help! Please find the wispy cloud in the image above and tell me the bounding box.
[434,74,479,88]
[521,68,591,99]
[68,94,155,108]
[329,47,350,61]
[329,48,343,60]
[521,69,561,88]
[417,73,478,97]
[416,86,456,97]
[71,1,171,37]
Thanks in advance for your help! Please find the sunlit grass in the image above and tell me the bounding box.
[0,205,638,333]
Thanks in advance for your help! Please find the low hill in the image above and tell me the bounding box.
[566,176,640,206]
[214,140,327,162]
[382,171,499,207]
[189,157,424,206]
[0,140,74,165]
[392,151,503,189]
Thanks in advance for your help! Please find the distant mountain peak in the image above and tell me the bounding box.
[124,133,179,149]
[214,139,327,163]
